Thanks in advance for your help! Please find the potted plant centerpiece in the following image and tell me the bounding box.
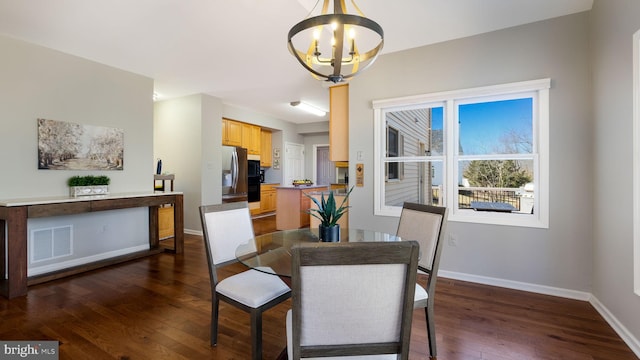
[68,175,110,197]
[305,186,353,242]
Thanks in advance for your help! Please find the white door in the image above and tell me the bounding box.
[316,145,335,185]
[284,142,305,186]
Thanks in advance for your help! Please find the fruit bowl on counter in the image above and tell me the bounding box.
[292,179,314,186]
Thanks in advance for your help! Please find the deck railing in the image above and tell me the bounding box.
[430,186,522,211]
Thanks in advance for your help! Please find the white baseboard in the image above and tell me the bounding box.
[28,244,150,276]
[439,270,640,358]
[438,270,591,300]
[184,228,202,236]
[589,295,640,358]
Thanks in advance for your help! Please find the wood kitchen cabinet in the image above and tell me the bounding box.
[260,183,278,213]
[222,118,242,146]
[242,123,261,155]
[158,206,174,239]
[260,130,272,167]
[329,83,349,161]
[275,185,328,230]
[154,174,175,240]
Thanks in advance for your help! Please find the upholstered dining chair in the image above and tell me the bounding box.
[396,202,448,360]
[286,241,419,360]
[199,201,291,360]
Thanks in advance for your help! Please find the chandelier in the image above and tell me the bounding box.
[287,0,384,83]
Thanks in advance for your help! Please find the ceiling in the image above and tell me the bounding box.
[0,0,593,124]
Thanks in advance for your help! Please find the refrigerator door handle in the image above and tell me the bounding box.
[232,150,238,192]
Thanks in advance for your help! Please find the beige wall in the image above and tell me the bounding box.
[154,98,306,232]
[0,34,155,264]
[349,13,593,292]
[0,34,154,198]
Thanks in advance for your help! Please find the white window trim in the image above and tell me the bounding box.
[633,29,640,296]
[373,79,550,228]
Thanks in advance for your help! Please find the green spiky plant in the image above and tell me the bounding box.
[305,186,353,227]
[67,175,110,186]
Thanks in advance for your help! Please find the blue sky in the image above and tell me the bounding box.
[430,98,532,155]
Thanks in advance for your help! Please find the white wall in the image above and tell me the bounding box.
[591,0,640,348]
[349,13,593,292]
[154,94,222,231]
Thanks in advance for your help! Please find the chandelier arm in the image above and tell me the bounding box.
[332,23,345,77]
[288,40,337,80]
[356,41,384,62]
[350,0,366,17]
[337,0,347,15]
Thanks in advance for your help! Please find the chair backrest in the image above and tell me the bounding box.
[290,241,419,360]
[199,202,257,283]
[396,203,447,275]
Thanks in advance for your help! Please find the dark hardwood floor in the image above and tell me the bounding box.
[0,215,636,359]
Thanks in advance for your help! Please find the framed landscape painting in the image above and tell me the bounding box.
[37,118,124,170]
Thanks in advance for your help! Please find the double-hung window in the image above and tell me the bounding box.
[373,79,550,228]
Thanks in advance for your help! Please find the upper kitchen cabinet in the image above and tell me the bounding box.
[260,130,272,167]
[222,118,242,147]
[242,123,261,155]
[329,83,349,161]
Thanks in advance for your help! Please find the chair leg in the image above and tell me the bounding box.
[250,309,263,360]
[425,306,437,359]
[211,294,220,346]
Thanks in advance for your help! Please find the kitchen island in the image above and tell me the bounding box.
[275,185,328,230]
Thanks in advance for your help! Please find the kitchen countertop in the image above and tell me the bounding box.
[275,184,328,190]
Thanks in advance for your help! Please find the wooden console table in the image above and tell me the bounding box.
[0,192,184,299]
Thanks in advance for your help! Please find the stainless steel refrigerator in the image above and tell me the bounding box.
[221,146,248,203]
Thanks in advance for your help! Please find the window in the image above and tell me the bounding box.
[373,79,550,228]
[386,126,399,180]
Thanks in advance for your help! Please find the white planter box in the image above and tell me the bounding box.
[69,185,109,197]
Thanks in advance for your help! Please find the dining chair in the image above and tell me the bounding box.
[286,241,420,360]
[199,201,291,360]
[396,202,448,360]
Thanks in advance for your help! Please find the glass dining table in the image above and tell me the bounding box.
[235,228,402,278]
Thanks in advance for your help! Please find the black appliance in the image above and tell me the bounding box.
[247,160,261,202]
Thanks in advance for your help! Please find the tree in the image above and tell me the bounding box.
[463,160,531,188]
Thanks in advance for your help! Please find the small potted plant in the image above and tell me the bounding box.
[305,186,353,242]
[68,175,110,197]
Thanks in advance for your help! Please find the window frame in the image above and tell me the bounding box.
[632,29,640,296]
[386,126,399,180]
[373,79,550,228]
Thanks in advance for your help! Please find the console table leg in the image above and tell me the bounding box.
[2,207,28,299]
[173,195,184,254]
[149,205,160,250]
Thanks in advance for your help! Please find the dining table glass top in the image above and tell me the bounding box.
[235,228,402,277]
